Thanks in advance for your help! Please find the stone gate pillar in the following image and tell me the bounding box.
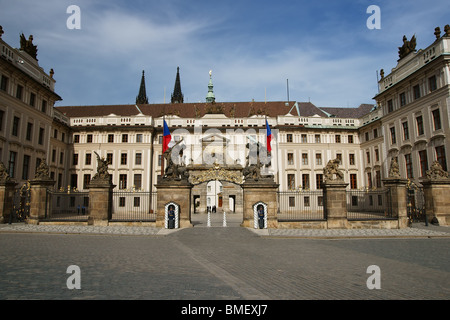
[382,178,408,229]
[242,180,279,228]
[0,172,17,224]
[88,179,114,226]
[155,179,193,228]
[28,160,55,225]
[323,181,349,229]
[421,161,450,226]
[88,152,115,226]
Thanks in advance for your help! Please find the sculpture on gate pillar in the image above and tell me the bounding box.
[243,141,273,182]
[426,161,449,180]
[388,157,401,178]
[163,139,189,181]
[0,162,11,183]
[323,159,344,182]
[92,151,110,182]
[34,159,52,181]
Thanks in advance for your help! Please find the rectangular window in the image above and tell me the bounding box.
[287,174,295,190]
[350,174,357,189]
[432,109,441,131]
[429,75,437,92]
[83,174,91,189]
[134,174,142,190]
[348,135,353,143]
[135,153,142,165]
[108,134,114,143]
[436,146,447,171]
[375,170,381,188]
[29,93,36,107]
[60,152,64,165]
[419,150,428,177]
[301,134,307,143]
[85,153,91,165]
[375,149,379,162]
[336,153,342,165]
[366,151,371,164]
[158,154,162,167]
[387,99,393,113]
[413,84,421,100]
[73,154,78,166]
[315,153,322,165]
[335,135,341,143]
[304,196,310,207]
[0,110,4,131]
[74,134,80,143]
[38,127,44,145]
[416,115,424,136]
[70,174,78,190]
[315,135,321,143]
[349,154,355,166]
[22,155,30,180]
[405,154,413,179]
[12,116,20,137]
[134,197,141,207]
[0,75,8,91]
[316,174,323,189]
[390,127,396,144]
[399,92,406,106]
[119,174,127,189]
[286,134,293,143]
[52,149,56,163]
[41,100,47,114]
[289,197,295,207]
[287,153,294,165]
[106,153,113,165]
[87,134,93,143]
[373,129,378,139]
[367,172,372,189]
[26,122,33,141]
[119,197,126,207]
[402,121,409,140]
[365,132,369,141]
[136,134,143,143]
[302,174,310,189]
[122,134,128,143]
[121,153,127,165]
[16,85,23,100]
[302,153,308,165]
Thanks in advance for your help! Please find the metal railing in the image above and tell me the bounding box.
[45,190,90,221]
[277,190,325,221]
[346,188,395,220]
[111,191,157,222]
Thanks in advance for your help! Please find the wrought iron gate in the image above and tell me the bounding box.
[406,180,426,223]
[11,182,31,223]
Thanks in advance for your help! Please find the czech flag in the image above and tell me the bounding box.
[266,119,272,153]
[163,119,171,153]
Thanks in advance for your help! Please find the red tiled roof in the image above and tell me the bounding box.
[56,101,296,118]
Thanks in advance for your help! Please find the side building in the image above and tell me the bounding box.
[0,27,64,188]
[373,26,450,184]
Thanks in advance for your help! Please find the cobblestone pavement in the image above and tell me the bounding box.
[0,214,449,302]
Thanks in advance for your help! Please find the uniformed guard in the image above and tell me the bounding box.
[257,205,265,229]
[168,205,175,229]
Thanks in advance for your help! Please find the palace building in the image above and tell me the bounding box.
[1,24,449,215]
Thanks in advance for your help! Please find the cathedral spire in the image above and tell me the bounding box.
[171,66,184,103]
[136,70,148,104]
[206,70,215,103]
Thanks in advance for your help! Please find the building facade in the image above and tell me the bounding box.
[1,25,449,215]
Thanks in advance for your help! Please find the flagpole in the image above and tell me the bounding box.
[161,109,165,177]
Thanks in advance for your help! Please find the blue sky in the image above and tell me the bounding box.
[0,0,449,108]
